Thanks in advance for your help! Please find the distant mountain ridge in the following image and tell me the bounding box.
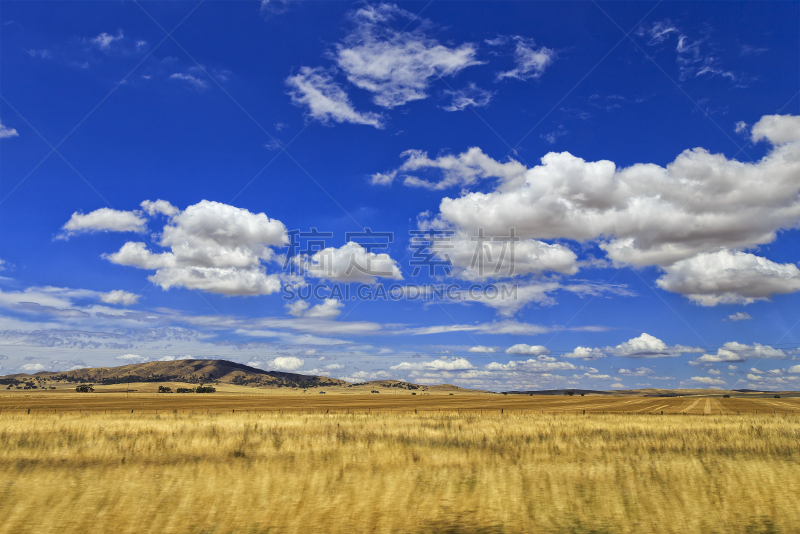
[2,359,347,388]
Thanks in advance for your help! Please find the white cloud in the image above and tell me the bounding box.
[90,31,123,50]
[340,370,390,382]
[657,249,800,306]
[20,363,46,372]
[442,83,493,112]
[467,345,496,353]
[639,21,678,45]
[170,73,207,89]
[335,4,481,108]
[0,119,19,139]
[695,342,786,363]
[140,199,179,217]
[607,333,701,358]
[297,241,402,283]
[115,354,147,363]
[390,358,475,371]
[562,347,605,360]
[496,36,555,81]
[788,365,800,373]
[506,344,550,356]
[377,146,527,189]
[619,368,653,377]
[286,67,384,128]
[727,312,752,322]
[286,300,310,317]
[735,121,748,134]
[750,114,800,145]
[60,208,147,238]
[690,376,726,386]
[443,232,579,280]
[384,114,800,304]
[649,25,736,82]
[708,369,722,375]
[99,290,139,306]
[695,350,744,363]
[485,359,577,372]
[610,382,625,389]
[104,200,287,296]
[287,299,343,319]
[573,372,613,380]
[158,355,194,362]
[260,0,294,15]
[270,356,304,371]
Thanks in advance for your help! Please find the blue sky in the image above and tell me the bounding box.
[1,0,800,391]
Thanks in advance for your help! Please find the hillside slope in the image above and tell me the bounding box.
[2,359,347,389]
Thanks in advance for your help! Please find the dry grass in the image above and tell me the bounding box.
[1,411,799,534]
[3,391,800,415]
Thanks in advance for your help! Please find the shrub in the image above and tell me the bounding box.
[158,385,173,393]
[774,395,781,399]
[723,394,731,398]
[177,388,194,393]
[75,384,94,393]
[196,386,216,393]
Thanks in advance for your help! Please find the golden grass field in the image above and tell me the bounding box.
[1,394,799,534]
[1,387,799,415]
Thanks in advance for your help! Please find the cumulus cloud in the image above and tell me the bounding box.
[286,67,384,128]
[60,208,147,238]
[20,363,46,372]
[297,241,402,283]
[381,114,800,305]
[495,36,556,81]
[506,344,550,356]
[99,290,139,306]
[287,299,343,319]
[656,249,800,306]
[607,333,701,358]
[270,356,304,371]
[750,114,800,145]
[140,199,179,217]
[695,342,786,363]
[485,359,577,372]
[390,358,475,371]
[562,347,605,360]
[104,200,287,296]
[335,3,481,108]
[467,346,496,353]
[442,83,493,112]
[727,312,752,322]
[443,232,579,281]
[0,119,19,139]
[690,376,726,386]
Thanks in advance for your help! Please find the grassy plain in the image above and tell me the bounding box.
[1,401,799,534]
[1,388,799,415]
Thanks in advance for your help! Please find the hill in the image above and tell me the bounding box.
[1,359,347,389]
